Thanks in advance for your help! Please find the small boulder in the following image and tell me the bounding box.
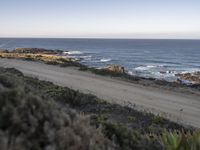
[176,71,200,84]
[106,64,125,74]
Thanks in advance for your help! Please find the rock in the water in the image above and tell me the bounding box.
[176,71,200,84]
[13,48,63,54]
[106,64,125,74]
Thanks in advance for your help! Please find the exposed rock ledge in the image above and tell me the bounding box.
[176,72,200,84]
[0,48,81,66]
[13,48,63,54]
[106,64,125,74]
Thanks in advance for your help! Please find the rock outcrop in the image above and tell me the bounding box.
[176,71,200,84]
[106,64,125,74]
[0,48,79,66]
[13,48,63,54]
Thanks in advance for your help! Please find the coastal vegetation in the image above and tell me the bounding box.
[0,67,114,150]
[0,67,199,150]
[159,130,200,150]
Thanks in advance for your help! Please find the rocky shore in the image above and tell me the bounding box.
[0,48,81,66]
[0,48,200,92]
[13,47,63,54]
[176,71,200,84]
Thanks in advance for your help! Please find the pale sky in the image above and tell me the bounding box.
[0,0,200,39]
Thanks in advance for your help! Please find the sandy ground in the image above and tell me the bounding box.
[0,58,200,128]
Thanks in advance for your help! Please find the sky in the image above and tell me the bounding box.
[0,0,200,39]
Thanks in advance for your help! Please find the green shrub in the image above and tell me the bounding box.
[90,68,124,76]
[0,72,115,150]
[1,67,197,150]
[159,130,200,150]
[94,116,163,150]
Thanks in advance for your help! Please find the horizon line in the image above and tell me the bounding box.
[0,37,200,40]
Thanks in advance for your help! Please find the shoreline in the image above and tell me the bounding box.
[1,47,200,85]
[1,48,200,93]
[0,55,199,95]
[0,58,200,127]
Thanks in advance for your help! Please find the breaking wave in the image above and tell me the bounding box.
[135,65,158,71]
[63,51,83,55]
[100,58,112,62]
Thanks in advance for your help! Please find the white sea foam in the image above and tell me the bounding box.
[127,71,135,76]
[151,71,176,78]
[80,55,92,61]
[100,58,112,62]
[135,65,156,71]
[63,51,83,55]
[180,69,200,74]
[134,64,165,71]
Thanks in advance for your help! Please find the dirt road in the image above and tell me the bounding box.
[0,59,199,127]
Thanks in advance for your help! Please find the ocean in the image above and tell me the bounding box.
[0,38,200,81]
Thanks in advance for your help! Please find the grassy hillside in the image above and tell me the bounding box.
[0,67,199,150]
[0,68,114,150]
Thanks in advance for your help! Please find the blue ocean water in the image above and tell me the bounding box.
[0,38,200,80]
